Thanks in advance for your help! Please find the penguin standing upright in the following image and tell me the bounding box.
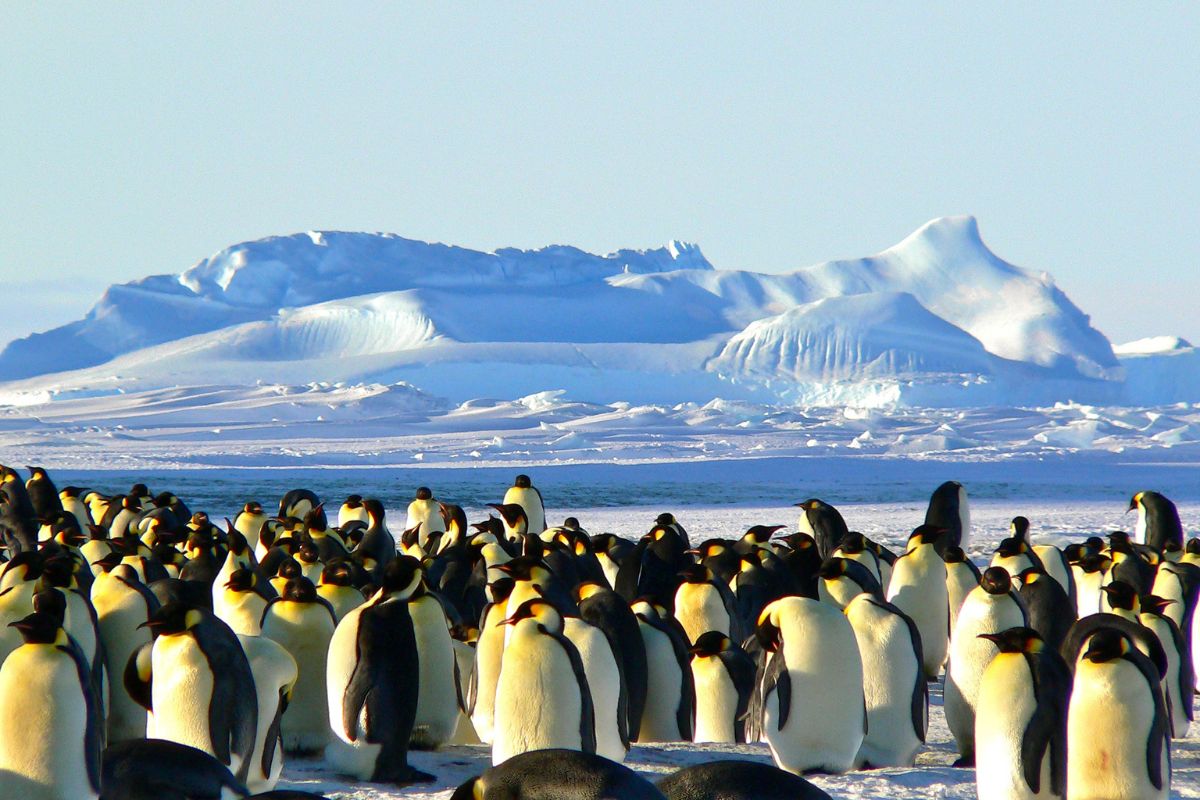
[325,557,434,785]
[91,563,158,743]
[563,614,629,762]
[405,487,446,551]
[469,579,515,746]
[944,546,982,638]
[974,627,1071,800]
[673,563,739,644]
[260,577,337,754]
[925,480,970,553]
[1138,594,1194,738]
[576,581,648,742]
[24,466,62,518]
[503,474,546,534]
[406,578,460,750]
[1067,629,1170,800]
[492,599,595,765]
[753,596,865,775]
[1130,491,1184,552]
[688,631,755,744]
[630,600,694,743]
[0,605,102,800]
[1016,567,1077,654]
[354,499,397,583]
[233,501,269,552]
[794,499,848,559]
[945,566,1028,765]
[886,525,950,679]
[844,593,927,768]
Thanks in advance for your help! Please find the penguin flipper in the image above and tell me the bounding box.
[194,619,258,776]
[545,626,597,754]
[262,687,287,777]
[760,649,791,730]
[60,639,102,793]
[352,599,424,781]
[885,598,929,742]
[124,641,155,712]
[1128,648,1171,791]
[723,649,757,743]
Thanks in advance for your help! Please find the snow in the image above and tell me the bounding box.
[1115,336,1194,355]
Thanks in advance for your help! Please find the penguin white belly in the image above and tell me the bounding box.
[447,640,481,745]
[261,604,335,752]
[502,582,543,647]
[1193,609,1200,693]
[324,605,383,780]
[886,551,948,678]
[1141,614,1189,738]
[1074,569,1106,618]
[847,599,924,767]
[1068,660,1168,800]
[764,614,864,775]
[503,486,545,533]
[691,657,738,743]
[635,621,684,742]
[0,585,33,663]
[237,634,298,794]
[975,654,1051,800]
[674,583,729,644]
[80,539,110,569]
[1151,566,1187,628]
[492,629,585,765]
[946,563,977,641]
[597,553,621,591]
[564,618,626,762]
[1035,546,1073,598]
[1134,504,1148,545]
[215,592,267,637]
[153,635,228,767]
[944,594,1025,759]
[409,596,459,749]
[818,576,863,610]
[92,580,152,742]
[0,645,97,800]
[317,586,364,623]
[470,609,507,745]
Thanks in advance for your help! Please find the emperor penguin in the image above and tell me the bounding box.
[91,563,158,742]
[406,577,460,750]
[991,536,1044,576]
[831,531,883,584]
[1150,558,1200,631]
[844,593,927,768]
[630,599,694,743]
[974,627,1071,800]
[657,760,834,800]
[925,480,970,553]
[233,501,269,551]
[452,749,665,800]
[405,487,446,551]
[1072,553,1112,618]
[945,566,1028,765]
[492,598,595,765]
[278,488,320,522]
[944,546,982,638]
[338,494,368,528]
[1013,517,1077,603]
[503,474,546,534]
[688,631,755,744]
[0,607,102,800]
[592,533,635,589]
[817,556,883,609]
[563,613,630,762]
[673,563,739,644]
[1067,628,1170,800]
[733,524,785,554]
[576,581,648,741]
[215,568,275,636]
[24,466,61,518]
[488,503,529,543]
[324,556,435,785]
[1130,491,1184,552]
[353,498,397,583]
[236,632,299,793]
[886,525,950,679]
[1138,594,1194,738]
[794,498,849,559]
[100,739,249,800]
[1015,567,1076,653]
[0,552,42,663]
[753,595,865,775]
[316,560,366,622]
[260,577,338,753]
[37,556,105,713]
[59,486,93,531]
[469,578,516,745]
[136,602,258,783]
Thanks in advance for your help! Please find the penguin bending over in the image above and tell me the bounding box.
[451,749,665,800]
[658,760,833,800]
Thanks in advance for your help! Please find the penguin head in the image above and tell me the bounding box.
[979,566,1013,595]
[9,609,65,646]
[414,486,433,501]
[1139,593,1176,617]
[302,505,327,532]
[678,563,713,584]
[320,560,355,587]
[689,630,733,658]
[513,474,532,489]
[297,542,320,565]
[1062,543,1085,565]
[276,558,303,581]
[378,555,423,599]
[36,556,76,591]
[743,525,785,545]
[1107,531,1133,552]
[502,598,562,632]
[977,626,1044,654]
[909,525,947,549]
[655,512,676,527]
[243,501,263,515]
[225,568,256,592]
[1081,628,1132,664]
[486,577,515,604]
[836,532,866,554]
[343,494,363,509]
[942,546,969,564]
[1009,516,1030,541]
[818,557,849,580]
[1102,580,1139,612]
[994,537,1029,559]
[141,602,204,637]
[574,581,607,603]
[282,576,319,603]
[494,556,549,584]
[93,551,124,574]
[488,503,528,531]
[690,539,729,559]
[1083,536,1106,554]
[26,466,47,481]
[361,499,386,524]
[1188,538,1200,556]
[1079,553,1112,574]
[563,516,580,530]
[1015,567,1046,588]
[756,604,784,653]
[129,483,150,500]
[779,532,817,553]
[1128,492,1143,512]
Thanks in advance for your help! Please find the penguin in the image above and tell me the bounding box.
[886,525,950,679]
[404,487,446,551]
[24,466,61,518]
[278,488,320,522]
[733,524,785,554]
[316,560,366,622]
[488,503,529,543]
[1150,558,1200,632]
[338,494,368,528]
[37,556,105,715]
[1015,567,1077,653]
[831,531,883,584]
[59,486,93,532]
[0,552,43,662]
[135,602,258,783]
[1067,628,1170,800]
[1012,517,1077,604]
[794,498,849,559]
[657,760,834,800]
[492,598,595,765]
[215,567,274,636]
[592,533,635,589]
[615,522,690,610]
[673,563,740,644]
[944,566,1028,765]
[1138,594,1194,738]
[1099,579,1140,620]
[100,739,249,800]
[324,556,434,785]
[353,499,397,582]
[468,578,515,746]
[817,556,883,609]
[753,595,865,774]
[844,593,927,768]
[0,607,101,800]
[688,630,755,744]
[772,532,823,598]
[563,614,629,762]
[973,627,1071,800]
[1130,491,1184,552]
[925,480,970,553]
[689,538,741,586]
[260,577,337,754]
[502,474,546,534]
[576,581,648,742]
[451,749,665,800]
[90,563,158,743]
[630,599,694,743]
[236,633,299,794]
[944,546,982,638]
[1072,553,1112,618]
[405,578,460,750]
[447,633,481,745]
[992,536,1045,577]
[232,501,269,551]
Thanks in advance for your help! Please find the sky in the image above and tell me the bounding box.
[2,4,1197,347]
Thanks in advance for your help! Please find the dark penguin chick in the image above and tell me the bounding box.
[576,581,648,739]
[772,532,823,598]
[794,498,849,560]
[1015,567,1076,652]
[24,466,62,518]
[658,759,833,800]
[450,749,666,800]
[733,525,785,554]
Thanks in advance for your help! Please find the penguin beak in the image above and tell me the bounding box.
[976,633,1003,644]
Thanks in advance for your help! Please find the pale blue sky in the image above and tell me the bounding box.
[2,4,1197,345]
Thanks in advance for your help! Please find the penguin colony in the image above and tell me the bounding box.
[0,465,1193,800]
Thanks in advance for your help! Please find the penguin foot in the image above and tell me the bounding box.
[398,768,437,785]
[952,755,975,767]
